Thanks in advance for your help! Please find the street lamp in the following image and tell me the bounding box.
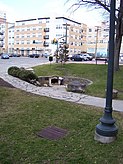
[94,0,118,143]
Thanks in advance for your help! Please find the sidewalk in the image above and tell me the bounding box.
[1,73,123,112]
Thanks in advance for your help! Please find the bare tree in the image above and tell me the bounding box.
[66,0,123,71]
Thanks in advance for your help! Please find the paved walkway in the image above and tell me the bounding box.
[1,72,123,112]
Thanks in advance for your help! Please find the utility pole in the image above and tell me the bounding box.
[95,26,100,58]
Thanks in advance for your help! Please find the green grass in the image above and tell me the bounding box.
[33,63,123,99]
[0,87,123,164]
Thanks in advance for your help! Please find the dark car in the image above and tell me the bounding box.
[12,54,21,57]
[71,54,84,61]
[1,53,9,59]
[28,54,40,58]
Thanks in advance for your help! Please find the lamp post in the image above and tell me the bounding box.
[94,0,118,143]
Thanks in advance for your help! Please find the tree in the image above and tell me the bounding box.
[66,0,123,71]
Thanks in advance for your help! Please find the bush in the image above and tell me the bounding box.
[8,66,38,83]
[8,66,21,77]
[18,70,38,82]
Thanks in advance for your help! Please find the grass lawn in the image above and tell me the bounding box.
[33,63,123,100]
[0,86,123,164]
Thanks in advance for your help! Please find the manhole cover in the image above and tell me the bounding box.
[37,126,68,140]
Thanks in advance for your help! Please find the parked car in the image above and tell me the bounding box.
[121,55,123,61]
[82,53,93,61]
[28,54,40,58]
[71,54,85,61]
[12,54,21,57]
[42,53,50,58]
[1,53,9,59]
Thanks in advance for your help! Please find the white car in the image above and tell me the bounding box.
[121,55,123,61]
[83,53,93,61]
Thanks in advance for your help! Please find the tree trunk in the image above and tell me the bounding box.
[114,33,122,71]
[114,0,123,71]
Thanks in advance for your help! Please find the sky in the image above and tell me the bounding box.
[0,0,104,26]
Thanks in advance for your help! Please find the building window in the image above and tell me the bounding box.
[89,28,92,32]
[38,34,42,38]
[21,41,24,44]
[32,34,36,37]
[27,40,30,44]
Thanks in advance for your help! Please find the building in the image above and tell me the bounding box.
[86,22,109,57]
[13,16,87,56]
[8,25,15,54]
[0,11,6,54]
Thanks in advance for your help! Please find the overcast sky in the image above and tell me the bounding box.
[0,0,103,26]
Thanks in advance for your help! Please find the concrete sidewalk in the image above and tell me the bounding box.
[1,73,123,112]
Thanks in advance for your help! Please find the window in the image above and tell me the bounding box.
[38,34,42,38]
[27,35,30,38]
[21,40,24,44]
[32,34,36,37]
[27,40,30,44]
[89,29,92,32]
[104,28,109,32]
[33,27,36,30]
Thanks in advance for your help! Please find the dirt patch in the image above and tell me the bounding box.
[0,78,15,88]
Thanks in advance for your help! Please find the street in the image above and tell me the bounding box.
[0,56,52,74]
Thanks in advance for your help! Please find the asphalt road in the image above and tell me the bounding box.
[0,56,122,74]
[0,56,52,74]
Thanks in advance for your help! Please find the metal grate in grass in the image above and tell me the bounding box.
[37,126,68,140]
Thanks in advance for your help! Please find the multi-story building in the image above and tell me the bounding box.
[55,17,87,54]
[86,22,109,56]
[13,16,87,56]
[8,25,15,54]
[0,11,6,54]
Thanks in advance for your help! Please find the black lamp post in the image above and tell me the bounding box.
[95,0,118,143]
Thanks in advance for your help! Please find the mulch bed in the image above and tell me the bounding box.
[0,78,15,88]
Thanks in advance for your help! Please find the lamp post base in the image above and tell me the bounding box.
[94,131,117,143]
